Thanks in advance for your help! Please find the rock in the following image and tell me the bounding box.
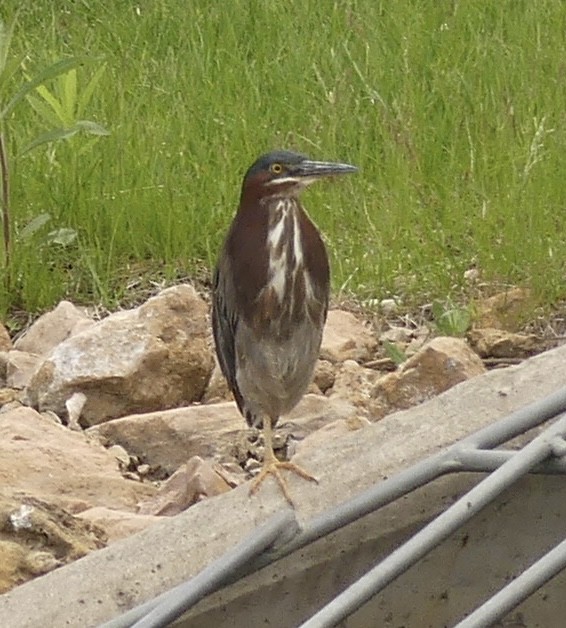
[65,391,87,431]
[202,359,232,404]
[38,410,62,425]
[379,298,399,315]
[380,325,431,359]
[306,380,323,396]
[4,351,42,390]
[370,336,487,420]
[0,388,21,407]
[329,360,381,410]
[0,495,106,593]
[0,352,7,385]
[88,394,355,476]
[380,326,413,345]
[88,402,243,476]
[0,406,156,513]
[294,416,371,457]
[405,326,432,356]
[277,395,356,459]
[468,328,539,359]
[14,301,93,356]
[474,287,532,331]
[463,267,480,283]
[0,323,11,352]
[244,458,262,474]
[138,456,232,516]
[313,360,335,393]
[106,445,132,469]
[2,343,566,628]
[214,462,247,487]
[77,507,161,544]
[320,310,377,363]
[137,464,151,477]
[26,285,214,426]
[380,328,420,366]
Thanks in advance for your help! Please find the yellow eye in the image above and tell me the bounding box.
[270,163,283,174]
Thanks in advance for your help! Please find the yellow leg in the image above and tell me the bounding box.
[249,418,318,506]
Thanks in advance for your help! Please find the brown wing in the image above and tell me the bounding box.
[211,263,247,417]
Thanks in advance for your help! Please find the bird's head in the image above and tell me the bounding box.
[241,150,358,201]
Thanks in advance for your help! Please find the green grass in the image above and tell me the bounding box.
[1,1,566,317]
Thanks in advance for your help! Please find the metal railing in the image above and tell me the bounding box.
[102,388,566,628]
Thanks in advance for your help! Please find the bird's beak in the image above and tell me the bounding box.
[292,159,358,180]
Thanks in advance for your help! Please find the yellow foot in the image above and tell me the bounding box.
[249,459,318,506]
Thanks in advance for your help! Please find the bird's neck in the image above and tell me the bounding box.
[229,193,328,339]
[265,197,304,296]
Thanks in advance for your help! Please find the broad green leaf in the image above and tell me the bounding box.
[382,340,408,366]
[25,92,62,128]
[432,300,471,337]
[46,227,78,246]
[30,84,66,125]
[17,212,51,240]
[442,309,471,336]
[0,56,89,121]
[431,300,445,323]
[61,68,77,123]
[19,120,109,155]
[75,119,110,135]
[19,126,81,155]
[77,62,107,117]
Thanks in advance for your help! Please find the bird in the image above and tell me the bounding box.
[212,150,357,505]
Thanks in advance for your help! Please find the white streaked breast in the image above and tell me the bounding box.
[265,198,308,304]
[292,212,303,267]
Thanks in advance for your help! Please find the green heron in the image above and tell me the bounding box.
[212,150,357,505]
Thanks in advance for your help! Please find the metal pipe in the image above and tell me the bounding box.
[266,388,566,567]
[101,511,298,628]
[461,387,566,449]
[105,389,566,628]
[455,537,566,627]
[455,447,566,474]
[299,415,566,628]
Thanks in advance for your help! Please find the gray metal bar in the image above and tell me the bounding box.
[455,447,566,474]
[460,387,566,449]
[106,388,566,628]
[270,453,450,559]
[263,388,566,567]
[299,414,566,628]
[255,391,566,572]
[102,511,298,628]
[455,537,566,627]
